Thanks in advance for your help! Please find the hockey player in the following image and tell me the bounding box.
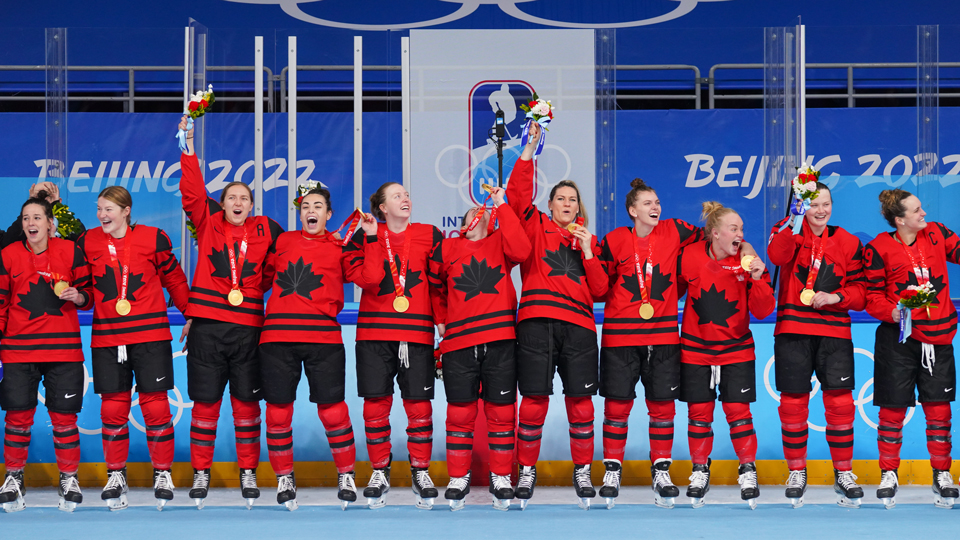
[767,182,866,508]
[77,186,190,511]
[342,183,445,509]
[178,116,283,509]
[863,189,960,509]
[677,202,775,510]
[259,187,359,511]
[506,122,608,510]
[0,192,93,513]
[432,185,531,511]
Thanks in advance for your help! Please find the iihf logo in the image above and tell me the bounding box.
[467,81,538,205]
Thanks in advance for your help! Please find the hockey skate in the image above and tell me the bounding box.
[738,462,760,510]
[189,468,211,509]
[489,472,514,511]
[573,463,595,510]
[516,465,537,510]
[101,468,129,511]
[785,468,806,509]
[338,471,357,510]
[364,461,391,509]
[411,467,438,510]
[599,460,621,509]
[877,469,898,509]
[0,470,25,513]
[57,472,83,512]
[651,458,679,509]
[833,469,863,509]
[686,460,711,508]
[153,469,175,511]
[276,473,298,511]
[444,471,471,511]
[932,469,958,509]
[240,468,260,509]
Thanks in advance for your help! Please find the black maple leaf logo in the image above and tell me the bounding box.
[94,265,146,302]
[691,284,738,327]
[209,243,258,285]
[453,256,503,301]
[619,263,673,302]
[276,257,324,299]
[794,261,842,293]
[377,258,423,297]
[17,279,64,320]
[896,271,946,297]
[543,244,585,284]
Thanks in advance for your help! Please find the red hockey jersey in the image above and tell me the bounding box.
[77,225,190,348]
[506,158,606,331]
[864,222,960,345]
[677,241,775,366]
[343,222,443,345]
[768,219,866,339]
[180,152,283,327]
[0,238,93,363]
[597,221,703,348]
[261,230,345,345]
[434,203,531,353]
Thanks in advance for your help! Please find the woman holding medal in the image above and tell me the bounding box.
[75,186,190,511]
[863,189,960,509]
[767,182,867,509]
[259,187,362,511]
[177,116,284,509]
[676,201,775,509]
[342,182,445,509]
[0,191,93,513]
[505,121,608,509]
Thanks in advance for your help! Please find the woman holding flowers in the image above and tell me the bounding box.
[863,189,960,509]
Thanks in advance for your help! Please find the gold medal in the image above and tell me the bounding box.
[639,303,655,320]
[480,183,494,193]
[115,299,131,316]
[393,296,410,313]
[53,280,69,296]
[800,288,815,306]
[566,223,580,233]
[228,289,244,306]
[740,255,755,272]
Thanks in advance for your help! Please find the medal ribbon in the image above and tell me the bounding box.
[106,233,133,305]
[895,231,930,285]
[383,229,412,298]
[462,194,499,236]
[29,248,63,287]
[326,209,364,247]
[226,223,249,294]
[632,234,654,306]
[804,232,826,294]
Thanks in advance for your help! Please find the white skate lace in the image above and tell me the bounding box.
[192,470,210,490]
[368,469,388,490]
[836,470,859,490]
[154,470,174,492]
[574,465,593,489]
[518,467,536,490]
[879,470,898,490]
[921,343,936,376]
[709,366,721,389]
[60,474,81,496]
[603,467,622,488]
[491,474,511,492]
[1,474,22,496]
[935,471,956,490]
[399,342,409,369]
[652,468,673,491]
[105,469,127,492]
[241,470,258,490]
[447,475,470,492]
[689,469,709,489]
[277,474,295,494]
[339,472,357,492]
[786,469,806,488]
[738,469,758,490]
[415,469,435,490]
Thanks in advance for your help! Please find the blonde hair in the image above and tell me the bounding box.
[549,180,589,227]
[700,201,738,237]
[98,186,133,225]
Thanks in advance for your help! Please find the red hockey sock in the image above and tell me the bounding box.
[403,399,433,469]
[265,402,294,475]
[318,401,356,474]
[823,390,855,471]
[602,398,632,463]
[723,402,756,464]
[687,401,715,465]
[49,412,80,474]
[517,395,549,467]
[778,392,809,470]
[190,400,221,470]
[3,409,34,471]
[231,396,262,470]
[484,401,516,477]
[100,392,132,470]
[140,391,174,470]
[922,402,952,471]
[565,396,594,466]
[445,401,478,478]
[363,396,393,469]
[877,407,906,471]
[647,399,676,462]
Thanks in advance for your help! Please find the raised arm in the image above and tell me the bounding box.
[177,115,220,233]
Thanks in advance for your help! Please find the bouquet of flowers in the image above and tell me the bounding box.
[434,346,443,380]
[294,180,321,207]
[519,93,554,158]
[781,163,821,234]
[898,282,938,343]
[52,202,82,239]
[177,84,215,151]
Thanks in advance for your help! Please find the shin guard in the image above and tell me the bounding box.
[318,401,356,474]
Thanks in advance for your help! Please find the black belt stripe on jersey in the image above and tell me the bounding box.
[603,326,678,336]
[92,322,170,337]
[192,286,265,306]
[913,311,959,325]
[603,315,677,325]
[681,342,755,356]
[519,299,592,319]
[444,309,516,331]
[262,324,341,332]
[1,331,82,340]
[444,319,517,339]
[94,310,168,325]
[1,343,82,351]
[356,322,434,333]
[778,304,851,319]
[521,288,592,313]
[266,312,339,323]
[914,325,959,337]
[358,311,434,322]
[775,315,850,328]
[189,297,265,316]
[680,331,751,348]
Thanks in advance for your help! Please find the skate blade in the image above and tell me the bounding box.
[107,494,129,512]
[519,499,530,511]
[415,496,435,510]
[654,496,675,509]
[58,499,78,513]
[690,497,705,509]
[244,498,257,510]
[934,496,955,509]
[492,497,510,512]
[449,499,466,511]
[193,498,206,510]
[367,496,386,509]
[747,499,757,510]
[2,496,25,513]
[604,497,616,510]
[156,498,170,512]
[340,500,351,511]
[837,496,861,509]
[578,497,591,510]
[284,499,299,512]
[881,497,895,510]
[790,497,804,509]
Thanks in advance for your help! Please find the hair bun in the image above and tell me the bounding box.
[630,178,647,190]
[700,201,724,222]
[35,190,49,201]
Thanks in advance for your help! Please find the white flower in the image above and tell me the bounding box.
[532,100,551,116]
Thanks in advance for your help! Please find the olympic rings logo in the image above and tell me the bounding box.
[762,347,917,432]
[36,351,195,436]
[220,0,734,31]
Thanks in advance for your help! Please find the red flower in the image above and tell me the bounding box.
[188,101,199,112]
[528,101,537,108]
[901,289,919,299]
[295,196,304,206]
[548,110,553,119]
[200,99,208,108]
[433,348,442,360]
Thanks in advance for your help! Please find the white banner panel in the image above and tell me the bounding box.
[409,29,596,238]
